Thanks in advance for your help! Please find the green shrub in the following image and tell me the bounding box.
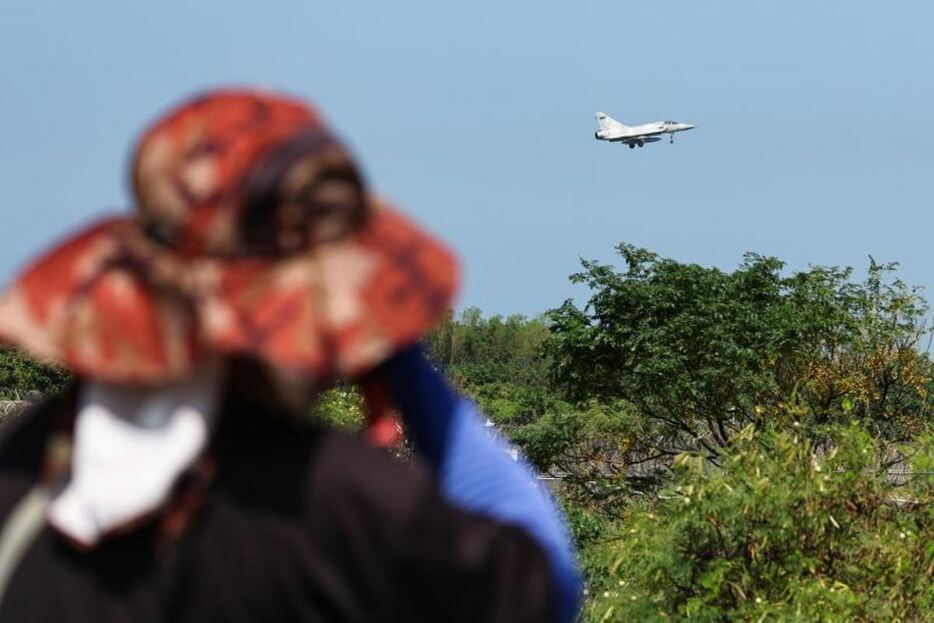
[587,424,934,622]
[310,385,365,430]
[0,347,70,400]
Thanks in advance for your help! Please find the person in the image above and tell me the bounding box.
[0,89,581,622]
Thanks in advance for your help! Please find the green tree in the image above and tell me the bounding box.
[426,307,551,392]
[425,308,555,428]
[546,245,932,465]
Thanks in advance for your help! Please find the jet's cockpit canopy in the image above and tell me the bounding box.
[664,120,676,124]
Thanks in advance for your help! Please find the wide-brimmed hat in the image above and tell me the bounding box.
[0,88,458,387]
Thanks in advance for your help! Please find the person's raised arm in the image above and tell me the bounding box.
[373,346,582,623]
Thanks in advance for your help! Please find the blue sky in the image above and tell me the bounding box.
[2,1,933,316]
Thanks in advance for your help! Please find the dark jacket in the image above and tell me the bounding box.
[0,396,555,622]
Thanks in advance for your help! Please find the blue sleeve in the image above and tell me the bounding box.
[383,347,582,622]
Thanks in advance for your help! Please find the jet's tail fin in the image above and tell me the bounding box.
[595,112,628,131]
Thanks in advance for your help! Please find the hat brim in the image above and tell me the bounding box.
[0,201,458,385]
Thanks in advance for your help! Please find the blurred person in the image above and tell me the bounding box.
[0,90,581,622]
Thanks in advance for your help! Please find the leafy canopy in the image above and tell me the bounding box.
[546,244,932,461]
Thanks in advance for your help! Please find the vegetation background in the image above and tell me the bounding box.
[5,243,934,621]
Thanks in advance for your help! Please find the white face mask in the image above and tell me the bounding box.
[47,362,222,547]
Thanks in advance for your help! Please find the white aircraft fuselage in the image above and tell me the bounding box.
[594,112,695,148]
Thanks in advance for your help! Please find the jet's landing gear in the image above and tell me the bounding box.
[628,143,635,149]
[670,134,674,144]
[637,141,644,148]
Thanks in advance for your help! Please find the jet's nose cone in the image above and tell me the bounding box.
[682,124,696,131]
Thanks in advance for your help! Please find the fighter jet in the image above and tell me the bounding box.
[594,112,695,148]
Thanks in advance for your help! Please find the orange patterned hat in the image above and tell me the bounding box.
[0,88,458,387]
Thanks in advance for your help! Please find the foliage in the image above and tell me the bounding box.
[310,385,366,430]
[514,399,655,517]
[546,246,933,464]
[0,347,70,400]
[426,306,555,435]
[427,307,551,392]
[586,423,934,622]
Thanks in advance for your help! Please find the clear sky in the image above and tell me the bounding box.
[2,1,933,316]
